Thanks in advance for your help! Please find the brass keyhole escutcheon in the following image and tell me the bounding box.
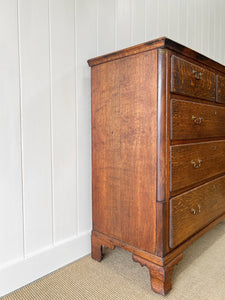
[191,159,202,169]
[192,70,203,80]
[191,204,201,215]
[192,115,203,125]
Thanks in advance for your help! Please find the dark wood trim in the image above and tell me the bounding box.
[133,253,183,295]
[88,37,225,74]
[92,211,225,266]
[156,49,168,257]
[91,230,165,266]
[170,93,225,107]
[164,38,225,74]
[157,49,167,203]
[170,171,225,197]
[163,212,225,265]
[88,37,166,67]
[171,137,225,145]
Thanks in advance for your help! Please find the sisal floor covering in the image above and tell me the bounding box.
[3,220,225,300]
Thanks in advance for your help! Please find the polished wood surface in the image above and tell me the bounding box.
[171,140,225,191]
[88,37,225,74]
[133,253,183,296]
[170,176,225,248]
[89,37,225,296]
[92,50,158,253]
[171,99,225,140]
[217,75,225,103]
[171,55,216,101]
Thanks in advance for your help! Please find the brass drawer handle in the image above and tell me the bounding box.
[191,204,201,215]
[192,115,203,125]
[192,69,203,80]
[191,159,202,168]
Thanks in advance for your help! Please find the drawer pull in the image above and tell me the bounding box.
[191,159,202,169]
[192,115,203,125]
[191,204,201,215]
[192,70,203,80]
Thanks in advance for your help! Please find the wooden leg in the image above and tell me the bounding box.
[91,232,103,262]
[91,231,115,262]
[132,253,183,295]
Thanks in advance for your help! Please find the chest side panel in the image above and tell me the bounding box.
[91,50,158,254]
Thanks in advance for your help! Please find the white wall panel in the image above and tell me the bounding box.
[131,0,146,45]
[0,0,23,266]
[98,0,115,55]
[1,0,225,296]
[18,0,52,255]
[116,0,132,49]
[145,0,158,40]
[178,0,188,46]
[76,0,98,233]
[215,0,223,64]
[49,0,77,243]
[195,0,204,53]
[157,0,169,39]
[209,0,216,60]
[168,0,180,42]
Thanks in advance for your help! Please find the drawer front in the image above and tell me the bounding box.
[171,55,216,101]
[171,99,225,140]
[171,141,225,191]
[170,176,225,248]
[217,75,225,104]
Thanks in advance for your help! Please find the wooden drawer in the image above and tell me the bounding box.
[171,99,225,140]
[217,75,225,104]
[171,55,216,101]
[170,175,225,248]
[170,141,225,191]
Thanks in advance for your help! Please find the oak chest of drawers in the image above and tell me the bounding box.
[88,37,225,295]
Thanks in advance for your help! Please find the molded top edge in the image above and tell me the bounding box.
[88,36,225,73]
[88,36,167,67]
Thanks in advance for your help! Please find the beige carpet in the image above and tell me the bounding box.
[3,220,225,300]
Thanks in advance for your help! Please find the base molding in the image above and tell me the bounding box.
[133,253,183,295]
[0,231,91,297]
[91,230,183,295]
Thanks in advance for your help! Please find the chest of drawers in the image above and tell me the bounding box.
[88,37,225,295]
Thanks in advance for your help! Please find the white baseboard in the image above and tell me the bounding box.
[0,231,91,297]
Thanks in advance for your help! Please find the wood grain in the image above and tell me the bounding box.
[88,37,225,75]
[171,140,225,191]
[170,175,225,248]
[171,99,225,140]
[91,50,158,254]
[91,230,164,266]
[133,253,183,295]
[156,49,169,257]
[171,55,216,101]
[89,37,225,296]
[217,75,225,104]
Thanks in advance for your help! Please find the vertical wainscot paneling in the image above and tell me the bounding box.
[167,0,180,42]
[1,0,225,297]
[98,0,115,55]
[145,0,158,41]
[116,0,132,49]
[76,0,98,234]
[214,0,224,64]
[131,0,146,45]
[177,0,187,46]
[0,0,23,266]
[157,0,169,39]
[49,0,77,244]
[18,0,52,255]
